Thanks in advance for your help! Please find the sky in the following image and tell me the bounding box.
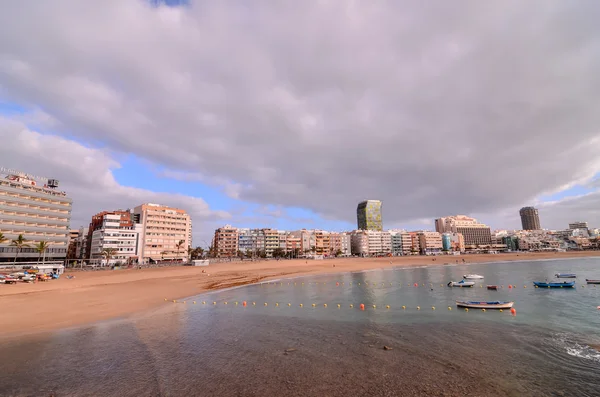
[1,0,600,246]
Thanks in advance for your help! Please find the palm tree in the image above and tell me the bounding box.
[101,247,117,267]
[175,239,185,262]
[11,234,29,264]
[0,232,7,245]
[34,241,50,264]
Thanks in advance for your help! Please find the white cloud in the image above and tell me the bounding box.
[0,117,230,243]
[1,1,600,228]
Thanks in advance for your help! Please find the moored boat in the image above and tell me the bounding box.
[487,285,499,290]
[447,280,475,288]
[533,281,576,288]
[463,274,484,279]
[456,300,514,309]
[555,273,576,278]
[585,279,600,284]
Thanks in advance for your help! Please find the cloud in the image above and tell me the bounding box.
[1,0,600,228]
[0,117,230,243]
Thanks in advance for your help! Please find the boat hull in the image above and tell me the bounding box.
[533,281,575,288]
[585,279,600,284]
[555,274,576,278]
[463,274,484,279]
[455,301,514,309]
[487,285,499,290]
[448,281,475,287]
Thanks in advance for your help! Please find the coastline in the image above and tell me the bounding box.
[1,250,598,338]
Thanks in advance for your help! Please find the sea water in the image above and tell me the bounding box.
[1,258,599,396]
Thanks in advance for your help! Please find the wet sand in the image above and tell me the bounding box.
[0,251,598,337]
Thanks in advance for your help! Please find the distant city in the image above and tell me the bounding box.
[212,200,598,259]
[1,166,598,265]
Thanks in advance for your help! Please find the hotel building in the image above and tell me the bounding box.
[435,215,492,246]
[0,168,71,263]
[356,200,383,231]
[213,225,239,257]
[134,203,191,263]
[417,231,443,254]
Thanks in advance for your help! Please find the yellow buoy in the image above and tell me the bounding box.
[312,303,316,307]
[350,304,354,308]
[288,303,291,306]
[264,302,268,306]
[202,301,206,305]
[235,302,238,305]
[482,308,486,312]
[417,306,421,310]
[448,307,452,311]
[402,305,406,310]
[499,309,503,312]
[276,303,279,306]
[432,306,435,310]
[324,303,327,307]
[373,305,377,309]
[386,305,390,309]
[213,301,216,305]
[252,302,256,306]
[465,308,469,312]
[337,304,341,308]
[300,303,303,307]
[224,301,228,305]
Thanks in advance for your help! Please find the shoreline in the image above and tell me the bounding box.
[1,251,599,338]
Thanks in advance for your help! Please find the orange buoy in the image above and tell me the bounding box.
[510,308,516,316]
[414,283,418,287]
[508,285,512,289]
[336,282,339,286]
[242,301,247,307]
[360,303,365,310]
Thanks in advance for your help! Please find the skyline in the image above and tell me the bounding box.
[2,1,600,244]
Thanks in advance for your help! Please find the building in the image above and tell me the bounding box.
[75,227,89,260]
[569,221,588,231]
[238,228,265,257]
[0,168,72,263]
[134,203,191,263]
[416,231,442,254]
[89,214,142,266]
[434,215,491,246]
[212,225,239,258]
[356,200,383,231]
[66,229,79,259]
[519,207,541,230]
[86,210,134,260]
[389,230,405,256]
[350,230,391,256]
[314,230,331,256]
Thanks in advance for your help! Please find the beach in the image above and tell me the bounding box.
[1,250,599,337]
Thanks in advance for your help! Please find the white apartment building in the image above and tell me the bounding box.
[350,230,392,256]
[89,214,141,266]
[417,231,443,254]
[134,203,191,263]
[0,170,72,262]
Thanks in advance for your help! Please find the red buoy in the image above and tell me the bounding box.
[360,303,365,310]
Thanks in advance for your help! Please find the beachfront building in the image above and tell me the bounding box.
[519,206,541,230]
[350,230,391,256]
[434,215,491,247]
[212,225,239,258]
[0,168,72,263]
[314,230,331,256]
[356,200,383,231]
[86,209,134,260]
[417,231,443,255]
[75,226,89,260]
[285,233,302,256]
[89,214,142,266]
[330,232,351,256]
[134,203,191,263]
[238,228,265,257]
[442,232,465,252]
[568,221,588,231]
[66,229,79,259]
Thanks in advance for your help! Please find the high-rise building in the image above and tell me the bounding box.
[0,168,72,262]
[356,200,383,231]
[350,230,391,256]
[417,231,443,255]
[134,203,191,263]
[568,221,588,231]
[519,207,541,230]
[86,209,134,260]
[212,225,239,257]
[435,215,491,246]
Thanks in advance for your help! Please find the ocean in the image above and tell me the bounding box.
[1,258,599,396]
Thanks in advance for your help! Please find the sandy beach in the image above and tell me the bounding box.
[1,251,598,337]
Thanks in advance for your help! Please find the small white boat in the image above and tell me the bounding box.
[456,301,514,310]
[448,280,475,288]
[463,274,484,279]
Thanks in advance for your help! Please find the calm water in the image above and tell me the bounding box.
[1,258,600,396]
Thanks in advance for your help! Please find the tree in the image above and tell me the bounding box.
[11,234,29,264]
[34,241,50,264]
[335,249,343,257]
[187,246,193,261]
[102,247,118,267]
[272,248,285,258]
[0,232,7,245]
[175,239,185,262]
[161,251,168,260]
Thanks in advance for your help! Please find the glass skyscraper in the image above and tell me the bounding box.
[356,200,382,231]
